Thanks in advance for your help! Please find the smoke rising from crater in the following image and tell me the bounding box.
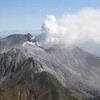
[41,8,100,45]
[41,15,66,44]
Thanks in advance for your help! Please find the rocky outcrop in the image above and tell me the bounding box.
[0,34,100,99]
[0,50,80,100]
[0,33,32,53]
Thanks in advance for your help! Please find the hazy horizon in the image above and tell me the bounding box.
[0,29,41,37]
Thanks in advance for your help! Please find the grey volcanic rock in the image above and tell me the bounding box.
[21,43,100,98]
[0,34,100,99]
[32,34,44,43]
[0,48,27,81]
[45,44,100,90]
[45,44,100,79]
[0,48,80,100]
[25,33,33,41]
[0,33,32,53]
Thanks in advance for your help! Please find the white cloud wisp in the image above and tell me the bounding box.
[41,8,100,45]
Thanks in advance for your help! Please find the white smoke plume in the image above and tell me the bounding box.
[41,8,100,45]
[22,41,35,46]
[41,15,66,44]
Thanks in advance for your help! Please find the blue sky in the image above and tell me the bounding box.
[0,0,100,31]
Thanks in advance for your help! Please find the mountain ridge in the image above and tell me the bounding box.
[0,33,100,99]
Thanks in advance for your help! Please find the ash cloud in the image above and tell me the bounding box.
[41,15,66,45]
[40,8,100,46]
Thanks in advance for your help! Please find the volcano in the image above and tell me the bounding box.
[0,33,100,100]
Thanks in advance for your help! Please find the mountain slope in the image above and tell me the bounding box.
[0,50,80,100]
[0,33,32,53]
[21,43,100,98]
[44,44,100,97]
[0,34,100,99]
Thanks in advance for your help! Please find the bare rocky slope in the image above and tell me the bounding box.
[0,34,100,100]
